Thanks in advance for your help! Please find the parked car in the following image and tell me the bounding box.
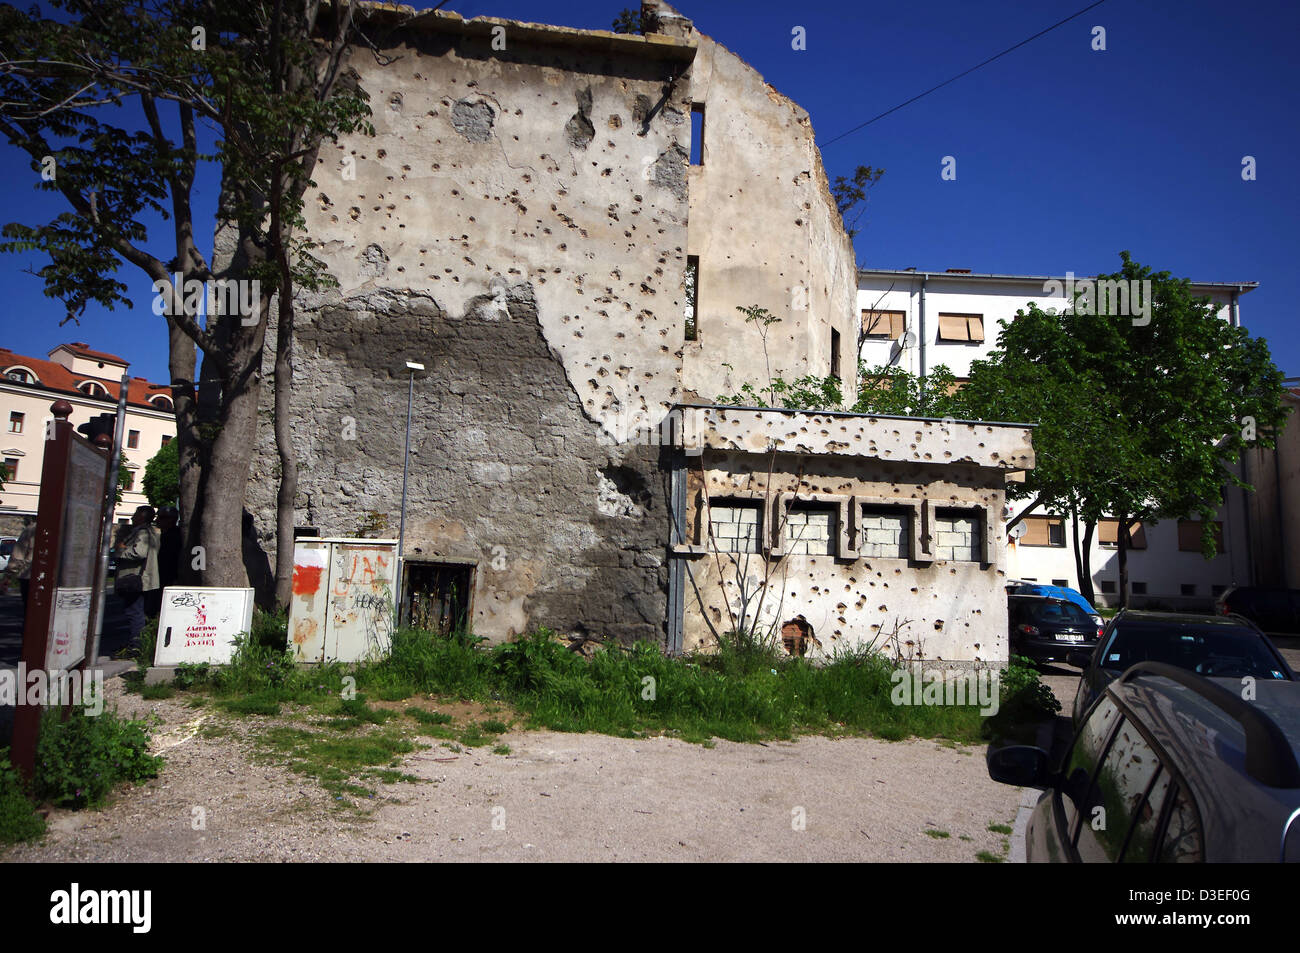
[987,661,1300,861]
[1008,594,1104,664]
[1067,610,1294,727]
[1215,585,1300,636]
[1006,580,1103,628]
[0,536,14,573]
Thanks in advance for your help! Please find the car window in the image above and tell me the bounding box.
[1101,623,1288,680]
[1075,717,1162,862]
[1156,783,1203,862]
[1061,696,1121,841]
[0,539,13,558]
[1120,770,1172,863]
[1028,602,1091,625]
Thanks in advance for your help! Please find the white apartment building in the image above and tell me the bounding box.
[0,342,176,536]
[857,267,1262,609]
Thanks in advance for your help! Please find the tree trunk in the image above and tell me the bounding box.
[272,244,297,610]
[196,297,270,589]
[1071,505,1084,593]
[1079,519,1097,606]
[166,313,202,585]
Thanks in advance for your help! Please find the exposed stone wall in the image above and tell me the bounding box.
[249,284,669,645]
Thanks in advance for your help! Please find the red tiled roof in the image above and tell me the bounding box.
[0,345,173,411]
[53,341,129,366]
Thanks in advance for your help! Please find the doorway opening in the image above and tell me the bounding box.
[403,561,474,635]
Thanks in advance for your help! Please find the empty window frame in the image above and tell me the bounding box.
[690,104,705,166]
[7,411,22,433]
[862,309,905,339]
[936,312,985,343]
[857,504,910,559]
[830,328,841,379]
[1021,515,1066,547]
[127,429,140,449]
[685,256,699,341]
[1099,519,1148,549]
[783,502,837,556]
[708,500,762,554]
[1177,520,1224,553]
[933,507,982,562]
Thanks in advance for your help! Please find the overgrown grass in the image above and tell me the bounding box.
[165,616,1058,751]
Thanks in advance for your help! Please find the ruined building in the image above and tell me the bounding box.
[253,2,1034,663]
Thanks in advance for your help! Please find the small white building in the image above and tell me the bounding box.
[857,268,1262,610]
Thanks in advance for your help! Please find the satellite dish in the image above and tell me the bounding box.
[1008,522,1027,540]
[897,331,916,348]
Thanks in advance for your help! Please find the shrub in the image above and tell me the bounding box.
[0,750,45,845]
[34,708,162,809]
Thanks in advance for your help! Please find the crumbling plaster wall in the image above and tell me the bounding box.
[680,451,1014,662]
[246,16,697,643]
[678,31,858,405]
[673,408,1036,663]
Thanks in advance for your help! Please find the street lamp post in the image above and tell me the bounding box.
[395,360,424,627]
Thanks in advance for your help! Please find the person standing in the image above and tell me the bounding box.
[0,517,35,612]
[115,505,161,642]
[156,506,181,592]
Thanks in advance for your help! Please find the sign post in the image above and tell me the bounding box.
[10,400,110,780]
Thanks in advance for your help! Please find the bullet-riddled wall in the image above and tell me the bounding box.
[243,4,860,647]
[673,406,1036,663]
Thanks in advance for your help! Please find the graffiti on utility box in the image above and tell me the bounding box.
[289,538,397,663]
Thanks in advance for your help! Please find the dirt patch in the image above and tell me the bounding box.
[3,679,1024,862]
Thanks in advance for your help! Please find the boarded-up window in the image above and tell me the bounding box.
[709,502,761,553]
[934,508,981,562]
[1021,516,1065,547]
[859,505,909,559]
[937,312,985,343]
[1177,520,1224,553]
[862,310,905,339]
[1099,519,1147,549]
[784,504,836,556]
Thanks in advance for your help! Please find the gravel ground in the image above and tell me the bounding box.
[3,676,1023,863]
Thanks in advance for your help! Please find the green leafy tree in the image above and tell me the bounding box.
[611,7,657,35]
[143,439,180,508]
[830,165,885,240]
[0,1,373,604]
[962,252,1289,605]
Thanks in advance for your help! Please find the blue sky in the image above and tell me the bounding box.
[2,0,1297,382]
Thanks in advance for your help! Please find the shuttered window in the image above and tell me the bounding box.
[1177,520,1224,553]
[1021,516,1065,547]
[1099,519,1147,549]
[862,310,905,338]
[937,312,985,342]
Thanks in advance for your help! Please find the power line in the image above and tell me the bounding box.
[822,0,1111,147]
